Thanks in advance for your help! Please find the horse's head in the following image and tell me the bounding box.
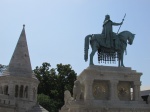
[128,33,135,45]
[119,31,135,45]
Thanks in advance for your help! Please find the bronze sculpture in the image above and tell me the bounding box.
[102,15,123,48]
[84,15,135,67]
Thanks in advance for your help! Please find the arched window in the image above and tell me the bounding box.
[20,85,24,98]
[4,85,8,95]
[15,85,19,97]
[24,86,28,98]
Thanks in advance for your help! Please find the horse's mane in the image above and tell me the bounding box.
[119,31,131,35]
[118,31,133,39]
[118,31,135,45]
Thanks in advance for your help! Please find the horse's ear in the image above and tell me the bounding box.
[133,34,136,36]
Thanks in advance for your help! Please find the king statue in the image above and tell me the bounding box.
[102,15,123,48]
[84,14,135,66]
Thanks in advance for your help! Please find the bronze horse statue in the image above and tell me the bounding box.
[84,31,135,67]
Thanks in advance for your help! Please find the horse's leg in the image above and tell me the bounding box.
[90,46,97,65]
[121,51,125,67]
[118,59,120,67]
[118,52,121,67]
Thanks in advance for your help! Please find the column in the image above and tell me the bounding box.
[84,79,94,100]
[133,81,141,101]
[35,87,37,102]
[8,82,14,97]
[110,80,119,101]
[18,85,20,98]
[28,84,32,101]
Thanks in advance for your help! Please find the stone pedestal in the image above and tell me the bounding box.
[60,65,150,112]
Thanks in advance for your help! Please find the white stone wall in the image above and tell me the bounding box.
[60,66,150,112]
[0,74,39,112]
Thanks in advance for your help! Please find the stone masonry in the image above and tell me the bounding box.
[60,65,150,112]
[0,25,48,112]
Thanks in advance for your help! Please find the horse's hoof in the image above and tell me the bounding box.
[120,65,125,67]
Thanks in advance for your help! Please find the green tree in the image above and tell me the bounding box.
[33,62,77,112]
[34,63,58,97]
[56,63,77,109]
[37,94,58,112]
[0,64,8,73]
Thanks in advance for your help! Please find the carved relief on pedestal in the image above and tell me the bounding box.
[117,81,133,101]
[64,90,73,105]
[73,80,81,101]
[92,80,109,100]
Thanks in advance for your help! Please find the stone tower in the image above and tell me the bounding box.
[0,25,47,112]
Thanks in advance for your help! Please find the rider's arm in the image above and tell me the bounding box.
[112,22,123,26]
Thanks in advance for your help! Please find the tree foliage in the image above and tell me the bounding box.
[37,94,58,112]
[33,62,77,112]
[0,64,8,73]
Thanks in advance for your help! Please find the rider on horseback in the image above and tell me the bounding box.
[102,15,123,49]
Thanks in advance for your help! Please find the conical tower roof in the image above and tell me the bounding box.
[8,25,32,77]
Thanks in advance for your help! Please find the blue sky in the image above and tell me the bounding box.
[0,0,150,90]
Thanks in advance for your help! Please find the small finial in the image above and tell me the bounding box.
[23,24,25,28]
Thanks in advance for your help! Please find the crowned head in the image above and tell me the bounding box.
[105,14,110,20]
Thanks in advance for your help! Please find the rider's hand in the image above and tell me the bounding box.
[120,22,123,25]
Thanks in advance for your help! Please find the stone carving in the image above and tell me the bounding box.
[73,80,81,101]
[93,80,109,100]
[59,66,150,112]
[117,81,131,101]
[64,90,73,105]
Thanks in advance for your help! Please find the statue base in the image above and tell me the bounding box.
[59,65,150,112]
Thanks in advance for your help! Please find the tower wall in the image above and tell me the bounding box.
[0,25,48,112]
[0,73,39,111]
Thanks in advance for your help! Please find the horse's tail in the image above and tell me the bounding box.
[84,35,92,62]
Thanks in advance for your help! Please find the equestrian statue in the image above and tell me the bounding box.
[84,14,135,67]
